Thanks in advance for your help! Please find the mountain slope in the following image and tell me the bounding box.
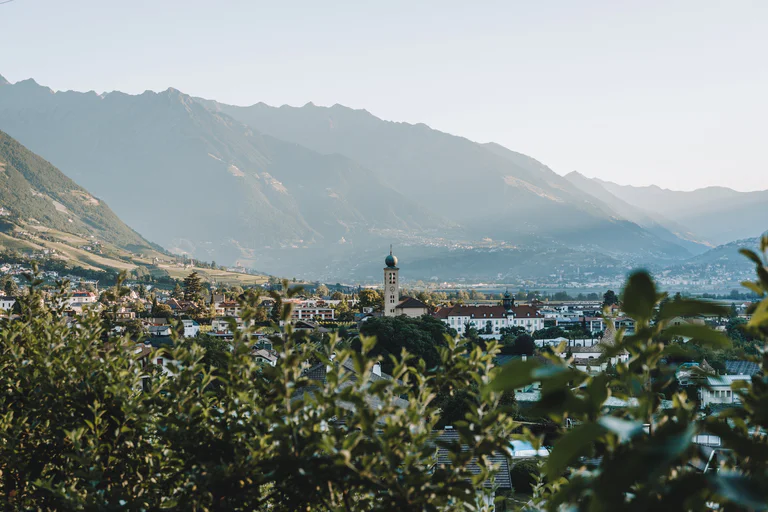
[594,180,768,245]
[0,129,154,252]
[196,99,692,258]
[564,171,711,255]
[0,78,442,264]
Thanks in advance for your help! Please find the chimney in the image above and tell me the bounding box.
[372,362,381,376]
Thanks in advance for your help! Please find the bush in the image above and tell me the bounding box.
[509,459,539,494]
[0,274,515,510]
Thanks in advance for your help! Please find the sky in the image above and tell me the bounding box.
[1,0,767,191]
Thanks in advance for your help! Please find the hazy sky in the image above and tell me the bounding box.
[2,0,767,191]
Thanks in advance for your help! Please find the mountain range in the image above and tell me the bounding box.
[0,73,765,280]
[0,128,153,252]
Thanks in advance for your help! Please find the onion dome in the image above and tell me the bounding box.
[385,246,398,268]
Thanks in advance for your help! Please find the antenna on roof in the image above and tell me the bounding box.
[390,244,393,255]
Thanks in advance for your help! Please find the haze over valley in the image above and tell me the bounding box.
[0,73,763,290]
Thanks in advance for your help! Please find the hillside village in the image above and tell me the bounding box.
[2,248,760,474]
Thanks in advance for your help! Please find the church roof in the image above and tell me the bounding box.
[396,297,429,309]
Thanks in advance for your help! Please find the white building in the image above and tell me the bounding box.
[291,305,336,321]
[701,375,751,409]
[434,292,545,335]
[182,319,200,338]
[0,296,16,311]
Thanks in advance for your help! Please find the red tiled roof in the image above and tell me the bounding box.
[512,305,544,319]
[432,307,451,319]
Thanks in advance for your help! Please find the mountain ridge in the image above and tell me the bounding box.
[590,177,768,245]
[0,129,155,252]
[0,77,444,265]
[194,97,695,259]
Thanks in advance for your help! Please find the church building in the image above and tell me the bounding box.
[383,247,429,318]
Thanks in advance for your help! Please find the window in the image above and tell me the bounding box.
[156,358,163,365]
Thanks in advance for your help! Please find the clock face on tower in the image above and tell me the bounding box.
[390,286,395,292]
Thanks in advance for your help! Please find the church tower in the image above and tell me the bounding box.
[383,246,399,317]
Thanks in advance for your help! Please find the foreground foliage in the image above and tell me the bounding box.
[0,236,767,510]
[0,277,514,511]
[490,236,768,510]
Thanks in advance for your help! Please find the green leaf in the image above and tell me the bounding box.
[741,281,764,296]
[739,248,764,266]
[487,358,542,393]
[661,324,731,348]
[658,299,728,321]
[621,271,657,321]
[545,422,603,479]
[598,416,643,443]
[709,472,768,511]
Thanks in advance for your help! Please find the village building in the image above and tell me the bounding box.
[433,291,545,335]
[701,375,751,409]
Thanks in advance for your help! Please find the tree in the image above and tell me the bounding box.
[171,283,184,300]
[357,315,455,374]
[152,302,173,318]
[602,289,619,306]
[3,277,19,297]
[358,289,382,312]
[182,272,203,302]
[532,326,567,340]
[512,334,535,356]
[509,459,539,495]
[137,284,148,299]
[331,291,346,301]
[228,285,244,300]
[0,273,514,510]
[315,284,329,298]
[270,295,283,323]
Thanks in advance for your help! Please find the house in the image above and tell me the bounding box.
[434,292,545,336]
[253,348,278,367]
[302,358,409,411]
[148,324,173,337]
[675,360,714,386]
[667,316,706,327]
[434,429,512,507]
[700,375,751,409]
[216,301,242,317]
[59,291,98,310]
[182,319,200,338]
[394,297,429,318]
[71,291,97,305]
[566,325,628,374]
[0,296,16,311]
[291,304,336,321]
[292,320,330,334]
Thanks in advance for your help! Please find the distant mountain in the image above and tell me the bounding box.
[0,129,153,252]
[564,171,712,255]
[0,78,442,264]
[683,237,762,269]
[195,99,692,258]
[593,179,768,246]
